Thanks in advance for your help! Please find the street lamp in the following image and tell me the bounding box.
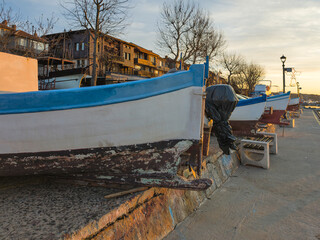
[297,82,302,97]
[280,55,286,93]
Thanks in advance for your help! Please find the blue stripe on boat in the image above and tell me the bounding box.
[236,95,267,107]
[0,64,204,115]
[267,92,290,102]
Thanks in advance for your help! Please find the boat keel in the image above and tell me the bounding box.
[51,174,213,191]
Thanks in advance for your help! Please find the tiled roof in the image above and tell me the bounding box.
[0,23,12,31]
[0,21,47,43]
[14,30,47,43]
[131,44,159,57]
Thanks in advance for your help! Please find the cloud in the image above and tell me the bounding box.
[14,0,320,94]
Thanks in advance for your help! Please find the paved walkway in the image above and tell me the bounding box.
[165,109,320,240]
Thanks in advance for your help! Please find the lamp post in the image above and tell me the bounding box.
[297,82,302,97]
[280,55,286,93]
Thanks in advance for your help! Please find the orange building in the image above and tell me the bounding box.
[0,52,38,93]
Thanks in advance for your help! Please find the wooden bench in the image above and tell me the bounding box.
[240,132,277,169]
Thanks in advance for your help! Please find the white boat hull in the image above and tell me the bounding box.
[229,95,266,134]
[0,87,203,154]
[289,97,299,106]
[230,101,266,121]
[39,74,90,90]
[260,92,290,124]
[266,93,290,110]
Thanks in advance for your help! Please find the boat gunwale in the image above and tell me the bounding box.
[0,65,205,115]
[236,95,267,107]
[267,91,291,101]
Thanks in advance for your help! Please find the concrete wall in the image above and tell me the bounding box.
[0,52,38,92]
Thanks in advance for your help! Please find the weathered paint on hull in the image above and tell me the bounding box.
[287,104,300,111]
[0,140,192,177]
[0,139,212,190]
[229,120,258,135]
[260,110,286,124]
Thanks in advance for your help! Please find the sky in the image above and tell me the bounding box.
[7,0,320,94]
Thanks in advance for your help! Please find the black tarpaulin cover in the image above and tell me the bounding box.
[205,84,238,155]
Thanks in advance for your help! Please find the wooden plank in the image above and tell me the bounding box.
[104,187,149,199]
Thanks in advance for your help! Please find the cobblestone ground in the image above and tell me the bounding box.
[0,177,137,239]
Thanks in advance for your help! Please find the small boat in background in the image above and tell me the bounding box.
[260,92,290,124]
[229,95,267,134]
[39,72,90,90]
[287,97,300,111]
[38,67,90,90]
[250,80,291,125]
[0,64,211,190]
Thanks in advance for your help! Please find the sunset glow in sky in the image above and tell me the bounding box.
[11,0,320,94]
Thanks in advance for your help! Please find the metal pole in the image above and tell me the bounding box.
[282,62,285,93]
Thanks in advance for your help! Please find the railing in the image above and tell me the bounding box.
[134,70,157,78]
[39,78,56,90]
[134,58,156,67]
[157,65,170,72]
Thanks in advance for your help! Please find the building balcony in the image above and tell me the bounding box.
[157,65,170,72]
[134,58,156,68]
[134,69,157,78]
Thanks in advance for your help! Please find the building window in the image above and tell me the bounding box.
[159,61,163,67]
[36,42,45,51]
[98,43,100,52]
[124,52,131,60]
[81,42,85,51]
[75,43,79,51]
[19,38,26,47]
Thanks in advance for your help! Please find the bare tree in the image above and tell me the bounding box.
[157,0,226,65]
[22,14,58,37]
[241,62,265,93]
[199,27,226,64]
[101,38,122,72]
[183,9,210,64]
[61,0,130,86]
[0,0,21,25]
[0,0,57,58]
[220,52,244,85]
[0,1,20,52]
[157,0,196,62]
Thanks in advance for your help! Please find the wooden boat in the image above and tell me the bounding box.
[287,97,300,111]
[0,64,212,190]
[40,73,89,90]
[38,68,90,90]
[229,95,267,134]
[260,92,291,124]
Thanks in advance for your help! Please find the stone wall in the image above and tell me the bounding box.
[63,148,240,240]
